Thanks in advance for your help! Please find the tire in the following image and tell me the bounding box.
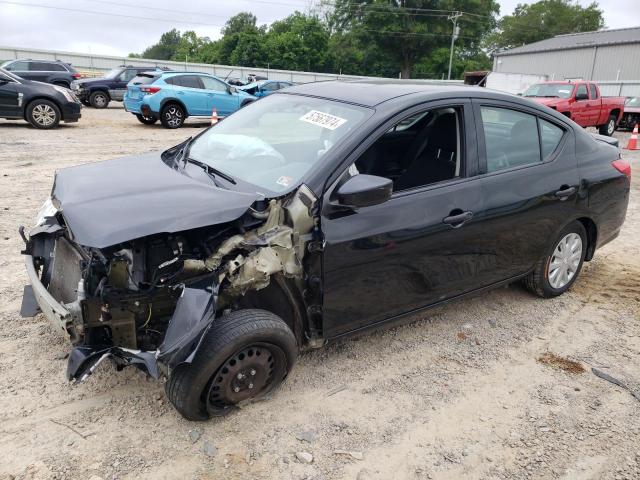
[53,81,70,88]
[89,91,109,109]
[160,103,185,129]
[523,221,587,298]
[165,309,298,421]
[136,113,158,125]
[598,115,616,136]
[26,99,61,129]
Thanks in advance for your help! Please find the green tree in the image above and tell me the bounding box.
[172,31,208,63]
[141,28,182,60]
[486,0,604,52]
[330,0,499,78]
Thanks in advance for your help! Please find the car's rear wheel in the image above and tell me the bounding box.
[26,99,61,129]
[523,221,587,298]
[598,115,617,136]
[165,309,297,420]
[136,113,158,125]
[89,91,109,109]
[160,103,185,129]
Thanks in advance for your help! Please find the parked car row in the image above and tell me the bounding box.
[0,58,296,129]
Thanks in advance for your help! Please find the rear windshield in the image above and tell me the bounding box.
[130,73,159,85]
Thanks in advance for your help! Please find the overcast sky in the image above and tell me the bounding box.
[1,0,639,57]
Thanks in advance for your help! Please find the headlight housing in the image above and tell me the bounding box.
[53,85,78,103]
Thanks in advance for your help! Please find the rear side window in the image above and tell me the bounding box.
[589,83,598,99]
[169,75,202,89]
[130,74,158,85]
[31,62,64,71]
[480,107,541,173]
[539,119,564,160]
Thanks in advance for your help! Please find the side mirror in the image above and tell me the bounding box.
[576,92,588,101]
[227,85,237,94]
[336,174,393,208]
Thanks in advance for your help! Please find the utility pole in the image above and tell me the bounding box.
[447,11,462,80]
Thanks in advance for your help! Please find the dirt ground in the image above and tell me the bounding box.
[0,106,638,480]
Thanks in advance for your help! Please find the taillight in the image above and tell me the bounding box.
[72,73,81,79]
[141,86,161,95]
[612,159,631,179]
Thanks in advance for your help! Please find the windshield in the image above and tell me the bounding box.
[524,83,574,99]
[626,97,640,107]
[187,94,371,193]
[104,68,122,79]
[0,68,22,82]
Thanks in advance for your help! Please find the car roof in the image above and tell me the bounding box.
[282,79,501,107]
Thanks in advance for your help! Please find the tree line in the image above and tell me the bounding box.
[130,0,604,80]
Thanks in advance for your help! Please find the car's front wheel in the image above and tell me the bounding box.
[89,91,109,109]
[524,221,587,298]
[26,99,61,129]
[160,103,185,129]
[165,309,298,420]
[136,113,158,125]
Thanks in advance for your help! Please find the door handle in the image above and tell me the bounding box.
[555,186,576,199]
[443,210,473,228]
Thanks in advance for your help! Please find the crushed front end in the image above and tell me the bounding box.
[20,183,319,383]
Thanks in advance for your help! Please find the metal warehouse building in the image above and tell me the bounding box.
[493,27,640,94]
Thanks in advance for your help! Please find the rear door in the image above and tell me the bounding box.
[472,100,579,278]
[587,83,603,125]
[172,75,209,116]
[199,75,236,116]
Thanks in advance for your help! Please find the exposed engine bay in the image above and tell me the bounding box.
[21,184,321,381]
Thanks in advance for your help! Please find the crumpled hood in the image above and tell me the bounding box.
[52,152,258,248]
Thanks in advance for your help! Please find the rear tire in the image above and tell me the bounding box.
[136,113,158,125]
[160,103,185,129]
[165,309,297,420]
[523,221,587,298]
[89,91,109,109]
[598,115,616,136]
[26,99,61,129]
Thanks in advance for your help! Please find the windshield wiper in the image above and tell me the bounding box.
[184,157,236,185]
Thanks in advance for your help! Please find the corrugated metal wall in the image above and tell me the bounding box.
[494,43,640,82]
[0,45,463,86]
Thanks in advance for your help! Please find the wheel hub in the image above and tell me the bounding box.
[548,232,582,289]
[208,346,275,408]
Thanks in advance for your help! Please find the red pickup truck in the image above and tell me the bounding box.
[522,81,625,136]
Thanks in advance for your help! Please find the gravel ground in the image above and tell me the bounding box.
[0,106,638,480]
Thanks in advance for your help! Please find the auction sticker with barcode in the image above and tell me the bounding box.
[300,110,347,130]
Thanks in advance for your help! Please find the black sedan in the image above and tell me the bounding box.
[20,80,630,420]
[0,67,81,129]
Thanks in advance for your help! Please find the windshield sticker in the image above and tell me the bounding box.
[276,175,293,187]
[300,110,348,130]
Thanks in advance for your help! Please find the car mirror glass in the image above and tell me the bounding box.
[228,86,237,94]
[336,174,393,208]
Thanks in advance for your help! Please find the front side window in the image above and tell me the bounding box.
[481,107,541,173]
[187,95,371,193]
[120,69,138,82]
[576,84,588,100]
[200,76,227,92]
[354,107,462,191]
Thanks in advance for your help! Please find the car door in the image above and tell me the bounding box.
[572,84,590,126]
[472,100,579,279]
[199,75,236,116]
[172,75,208,116]
[0,73,21,117]
[587,83,602,125]
[110,69,137,101]
[321,100,507,338]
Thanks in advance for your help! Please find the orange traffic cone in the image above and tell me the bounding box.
[211,107,218,125]
[625,123,639,150]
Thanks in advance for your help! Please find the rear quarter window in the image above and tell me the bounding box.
[540,119,564,160]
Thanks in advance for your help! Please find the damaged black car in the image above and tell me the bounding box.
[21,81,630,420]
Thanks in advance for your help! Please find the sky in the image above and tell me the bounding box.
[0,0,639,57]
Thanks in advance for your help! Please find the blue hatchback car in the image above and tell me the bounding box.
[124,71,256,128]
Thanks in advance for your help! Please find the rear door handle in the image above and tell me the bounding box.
[555,186,576,199]
[443,210,473,228]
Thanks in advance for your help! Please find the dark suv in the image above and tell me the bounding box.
[71,66,161,108]
[0,59,81,88]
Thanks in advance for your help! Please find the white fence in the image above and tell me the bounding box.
[0,45,464,86]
